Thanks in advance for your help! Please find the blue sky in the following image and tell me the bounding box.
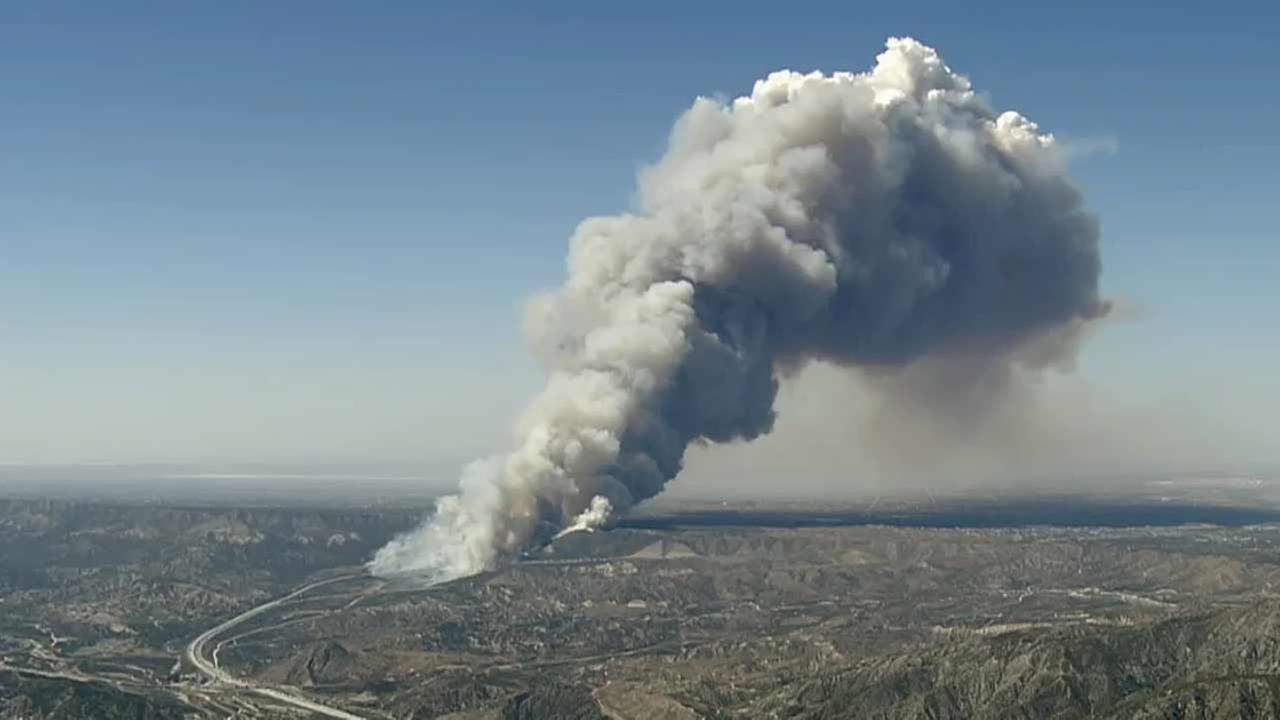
[2,1,1277,477]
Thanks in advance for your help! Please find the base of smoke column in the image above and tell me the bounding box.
[552,524,597,540]
[523,515,619,555]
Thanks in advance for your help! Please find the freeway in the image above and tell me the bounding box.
[184,573,370,720]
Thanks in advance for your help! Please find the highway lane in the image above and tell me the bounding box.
[184,573,371,720]
[186,559,602,718]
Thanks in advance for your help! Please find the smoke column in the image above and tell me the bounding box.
[370,38,1106,581]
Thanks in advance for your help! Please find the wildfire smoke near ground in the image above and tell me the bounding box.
[370,37,1107,582]
[10,9,1280,719]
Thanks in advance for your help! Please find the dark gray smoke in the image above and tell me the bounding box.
[371,37,1106,580]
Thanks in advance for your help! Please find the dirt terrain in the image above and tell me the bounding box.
[5,492,1280,718]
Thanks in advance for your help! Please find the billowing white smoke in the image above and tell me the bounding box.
[370,38,1106,581]
[555,495,613,539]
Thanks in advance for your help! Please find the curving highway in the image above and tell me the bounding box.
[185,573,370,720]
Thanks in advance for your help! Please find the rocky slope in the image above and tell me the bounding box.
[0,670,192,720]
[770,600,1280,719]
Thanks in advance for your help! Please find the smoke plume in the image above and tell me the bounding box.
[370,38,1106,581]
